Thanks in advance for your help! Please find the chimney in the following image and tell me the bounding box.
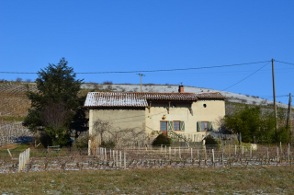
[178,85,184,93]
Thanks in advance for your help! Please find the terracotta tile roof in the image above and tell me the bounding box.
[196,92,225,100]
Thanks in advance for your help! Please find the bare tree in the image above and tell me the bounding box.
[93,119,111,144]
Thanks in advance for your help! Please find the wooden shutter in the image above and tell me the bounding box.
[168,121,173,131]
[208,122,213,131]
[197,122,200,132]
[180,121,185,131]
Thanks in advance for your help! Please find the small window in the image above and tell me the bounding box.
[173,121,181,131]
[203,104,207,108]
[197,121,213,132]
[160,121,168,131]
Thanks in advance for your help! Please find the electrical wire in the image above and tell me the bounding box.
[221,62,269,91]
[275,60,294,66]
[0,60,270,75]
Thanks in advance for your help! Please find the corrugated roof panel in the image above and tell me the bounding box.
[84,92,148,107]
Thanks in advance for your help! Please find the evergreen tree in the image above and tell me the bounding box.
[23,58,83,146]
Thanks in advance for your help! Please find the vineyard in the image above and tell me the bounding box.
[0,82,35,147]
[0,144,293,173]
[0,82,36,118]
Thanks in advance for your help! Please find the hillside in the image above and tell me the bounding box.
[81,83,287,107]
[0,81,289,120]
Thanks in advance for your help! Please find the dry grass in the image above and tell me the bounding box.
[0,166,293,194]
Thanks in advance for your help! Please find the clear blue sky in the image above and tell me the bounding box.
[1,0,294,103]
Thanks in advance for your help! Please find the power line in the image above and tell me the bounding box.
[222,62,269,91]
[0,60,270,75]
[275,60,294,66]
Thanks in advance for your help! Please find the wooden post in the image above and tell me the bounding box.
[204,146,207,163]
[179,147,181,159]
[276,147,280,162]
[234,145,237,156]
[119,151,122,168]
[221,148,224,165]
[7,149,12,158]
[123,152,126,169]
[88,140,91,156]
[250,145,252,159]
[190,148,193,161]
[287,143,291,164]
[104,148,107,161]
[212,149,215,164]
[116,150,119,167]
[169,147,171,160]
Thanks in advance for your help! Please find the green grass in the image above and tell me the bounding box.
[0,166,293,194]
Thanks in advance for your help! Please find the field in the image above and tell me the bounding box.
[1,82,294,194]
[0,166,293,194]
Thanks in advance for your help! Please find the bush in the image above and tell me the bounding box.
[73,132,89,149]
[152,133,171,147]
[100,140,116,149]
[204,135,219,145]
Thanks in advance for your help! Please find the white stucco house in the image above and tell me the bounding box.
[84,86,225,147]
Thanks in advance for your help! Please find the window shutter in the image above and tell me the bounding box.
[208,122,213,131]
[197,122,200,132]
[180,121,185,131]
[168,121,173,131]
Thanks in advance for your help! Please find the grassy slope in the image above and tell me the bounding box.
[0,166,293,194]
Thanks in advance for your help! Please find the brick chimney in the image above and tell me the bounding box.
[178,85,184,93]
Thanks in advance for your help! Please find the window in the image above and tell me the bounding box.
[173,121,180,131]
[173,121,185,131]
[160,121,185,131]
[160,121,167,131]
[197,121,213,132]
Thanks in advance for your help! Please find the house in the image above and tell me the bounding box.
[84,86,225,147]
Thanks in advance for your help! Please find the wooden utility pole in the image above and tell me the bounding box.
[272,59,278,135]
[138,73,145,92]
[286,93,292,142]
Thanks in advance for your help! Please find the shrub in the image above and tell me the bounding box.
[73,132,89,149]
[204,135,219,145]
[100,140,115,149]
[152,133,171,147]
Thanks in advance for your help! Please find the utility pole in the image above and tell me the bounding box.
[272,59,278,137]
[286,93,292,142]
[138,73,145,92]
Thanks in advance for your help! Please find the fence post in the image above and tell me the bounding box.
[104,148,107,161]
[234,145,237,156]
[266,147,269,162]
[18,148,30,172]
[276,147,280,162]
[287,143,291,165]
[119,151,122,168]
[88,140,91,156]
[169,147,171,160]
[212,149,215,165]
[250,145,252,159]
[124,151,126,169]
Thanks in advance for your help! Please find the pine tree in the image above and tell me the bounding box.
[23,58,83,146]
